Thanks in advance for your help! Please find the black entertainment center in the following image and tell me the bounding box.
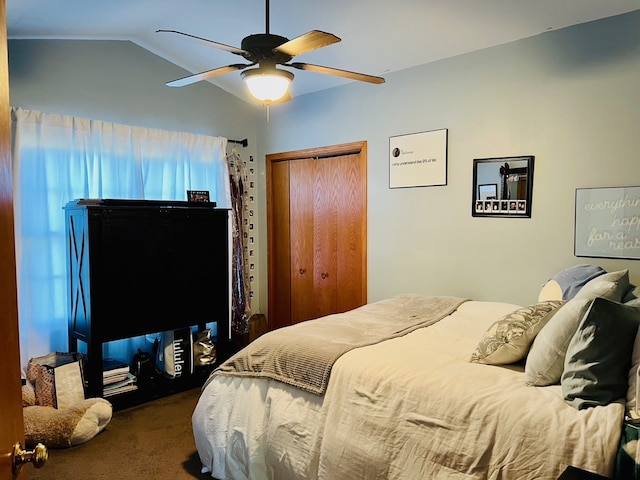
[64,199,231,407]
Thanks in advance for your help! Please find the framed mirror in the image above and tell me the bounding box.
[472,155,534,218]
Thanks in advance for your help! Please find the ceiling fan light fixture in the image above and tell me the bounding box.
[242,67,294,102]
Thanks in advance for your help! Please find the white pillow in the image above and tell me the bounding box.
[573,269,630,302]
[538,281,563,302]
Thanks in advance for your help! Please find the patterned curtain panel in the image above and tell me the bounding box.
[226,152,252,335]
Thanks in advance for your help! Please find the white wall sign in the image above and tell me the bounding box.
[389,128,448,188]
[575,186,640,260]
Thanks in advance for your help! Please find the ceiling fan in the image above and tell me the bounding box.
[158,0,385,103]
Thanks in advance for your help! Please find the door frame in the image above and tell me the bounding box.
[0,0,28,477]
[266,141,368,330]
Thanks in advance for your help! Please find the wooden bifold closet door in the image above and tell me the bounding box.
[267,142,367,330]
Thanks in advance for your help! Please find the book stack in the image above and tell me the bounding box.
[102,358,138,397]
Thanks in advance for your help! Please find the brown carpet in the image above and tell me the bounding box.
[29,388,213,480]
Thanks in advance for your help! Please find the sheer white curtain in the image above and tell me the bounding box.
[11,108,230,367]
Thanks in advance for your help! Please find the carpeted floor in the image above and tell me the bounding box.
[29,387,213,480]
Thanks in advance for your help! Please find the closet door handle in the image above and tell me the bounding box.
[321,272,329,279]
[299,268,306,275]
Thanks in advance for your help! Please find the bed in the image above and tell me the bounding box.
[193,267,640,480]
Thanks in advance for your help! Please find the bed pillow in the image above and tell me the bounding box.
[562,297,640,410]
[538,264,606,302]
[624,285,640,306]
[628,297,640,308]
[524,297,593,386]
[470,300,565,365]
[626,308,640,419]
[572,269,630,302]
[526,271,631,386]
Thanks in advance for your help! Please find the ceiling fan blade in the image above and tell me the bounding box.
[166,64,251,87]
[157,29,248,56]
[288,63,385,84]
[275,30,341,57]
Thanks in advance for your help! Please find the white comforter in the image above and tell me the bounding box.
[192,300,625,480]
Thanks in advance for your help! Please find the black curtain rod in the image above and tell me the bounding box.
[228,138,248,148]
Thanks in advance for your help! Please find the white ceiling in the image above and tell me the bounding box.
[7,0,640,103]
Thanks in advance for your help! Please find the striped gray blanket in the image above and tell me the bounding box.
[208,294,468,395]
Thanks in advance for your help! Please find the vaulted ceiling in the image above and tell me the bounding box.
[7,0,640,103]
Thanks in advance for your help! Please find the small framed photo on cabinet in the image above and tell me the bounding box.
[187,190,210,203]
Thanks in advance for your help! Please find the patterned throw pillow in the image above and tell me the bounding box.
[470,300,565,365]
[26,361,57,407]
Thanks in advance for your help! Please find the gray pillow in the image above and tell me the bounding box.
[470,301,565,365]
[524,297,593,386]
[562,297,640,410]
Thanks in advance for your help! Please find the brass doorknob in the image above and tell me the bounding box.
[12,442,48,474]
